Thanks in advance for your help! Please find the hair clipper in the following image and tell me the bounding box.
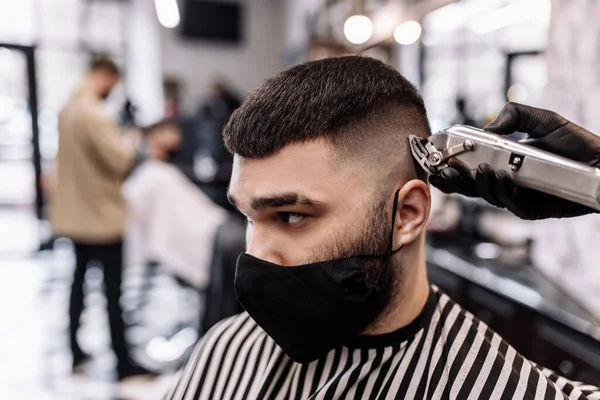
[409,125,600,211]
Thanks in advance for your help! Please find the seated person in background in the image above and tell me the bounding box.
[123,120,226,289]
[165,56,600,400]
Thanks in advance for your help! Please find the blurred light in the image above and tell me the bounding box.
[146,327,198,363]
[344,15,373,45]
[424,2,465,34]
[424,0,506,33]
[154,0,181,29]
[474,242,501,260]
[507,83,530,103]
[394,20,422,45]
[470,4,521,35]
[194,151,218,182]
[469,0,550,35]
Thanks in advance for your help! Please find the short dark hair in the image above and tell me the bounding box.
[90,58,120,76]
[223,56,430,171]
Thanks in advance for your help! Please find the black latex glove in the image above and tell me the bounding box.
[429,102,600,220]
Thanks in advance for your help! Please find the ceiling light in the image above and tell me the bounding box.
[154,0,181,29]
[394,20,422,45]
[343,15,373,45]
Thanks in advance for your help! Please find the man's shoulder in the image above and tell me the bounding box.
[166,313,279,399]
[431,288,600,399]
[208,312,257,332]
[182,313,276,380]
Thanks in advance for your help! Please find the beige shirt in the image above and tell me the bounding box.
[50,90,136,243]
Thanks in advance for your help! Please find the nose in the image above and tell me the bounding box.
[245,225,285,265]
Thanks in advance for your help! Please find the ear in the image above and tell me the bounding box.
[393,180,431,248]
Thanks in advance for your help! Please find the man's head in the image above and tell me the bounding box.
[225,56,432,321]
[87,58,120,100]
[143,120,182,161]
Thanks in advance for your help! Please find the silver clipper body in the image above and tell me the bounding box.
[409,125,600,211]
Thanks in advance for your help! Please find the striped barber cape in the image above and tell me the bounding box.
[165,287,600,400]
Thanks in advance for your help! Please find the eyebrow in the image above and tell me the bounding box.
[227,191,325,212]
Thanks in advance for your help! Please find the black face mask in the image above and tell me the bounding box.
[234,191,402,364]
[166,148,180,162]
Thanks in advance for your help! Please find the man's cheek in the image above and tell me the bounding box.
[304,229,352,264]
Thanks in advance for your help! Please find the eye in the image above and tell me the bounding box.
[278,212,308,226]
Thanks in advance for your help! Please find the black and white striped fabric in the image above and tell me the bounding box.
[166,287,600,400]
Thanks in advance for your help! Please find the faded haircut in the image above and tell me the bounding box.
[223,55,431,181]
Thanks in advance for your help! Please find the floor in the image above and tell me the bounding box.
[0,208,202,400]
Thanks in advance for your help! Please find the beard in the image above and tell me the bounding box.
[100,90,112,100]
[307,193,401,322]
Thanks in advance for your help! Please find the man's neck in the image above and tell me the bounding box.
[361,243,430,336]
[148,146,168,161]
[79,79,102,100]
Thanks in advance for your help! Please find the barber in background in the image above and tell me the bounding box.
[51,58,152,381]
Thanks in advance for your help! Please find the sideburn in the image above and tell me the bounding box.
[309,192,401,297]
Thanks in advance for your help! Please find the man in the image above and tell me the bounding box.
[165,57,600,399]
[52,58,151,380]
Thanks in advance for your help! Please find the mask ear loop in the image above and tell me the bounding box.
[373,189,402,286]
[388,189,401,254]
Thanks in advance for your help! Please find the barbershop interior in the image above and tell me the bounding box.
[1,0,600,399]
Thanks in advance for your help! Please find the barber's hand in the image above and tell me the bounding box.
[430,102,600,220]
